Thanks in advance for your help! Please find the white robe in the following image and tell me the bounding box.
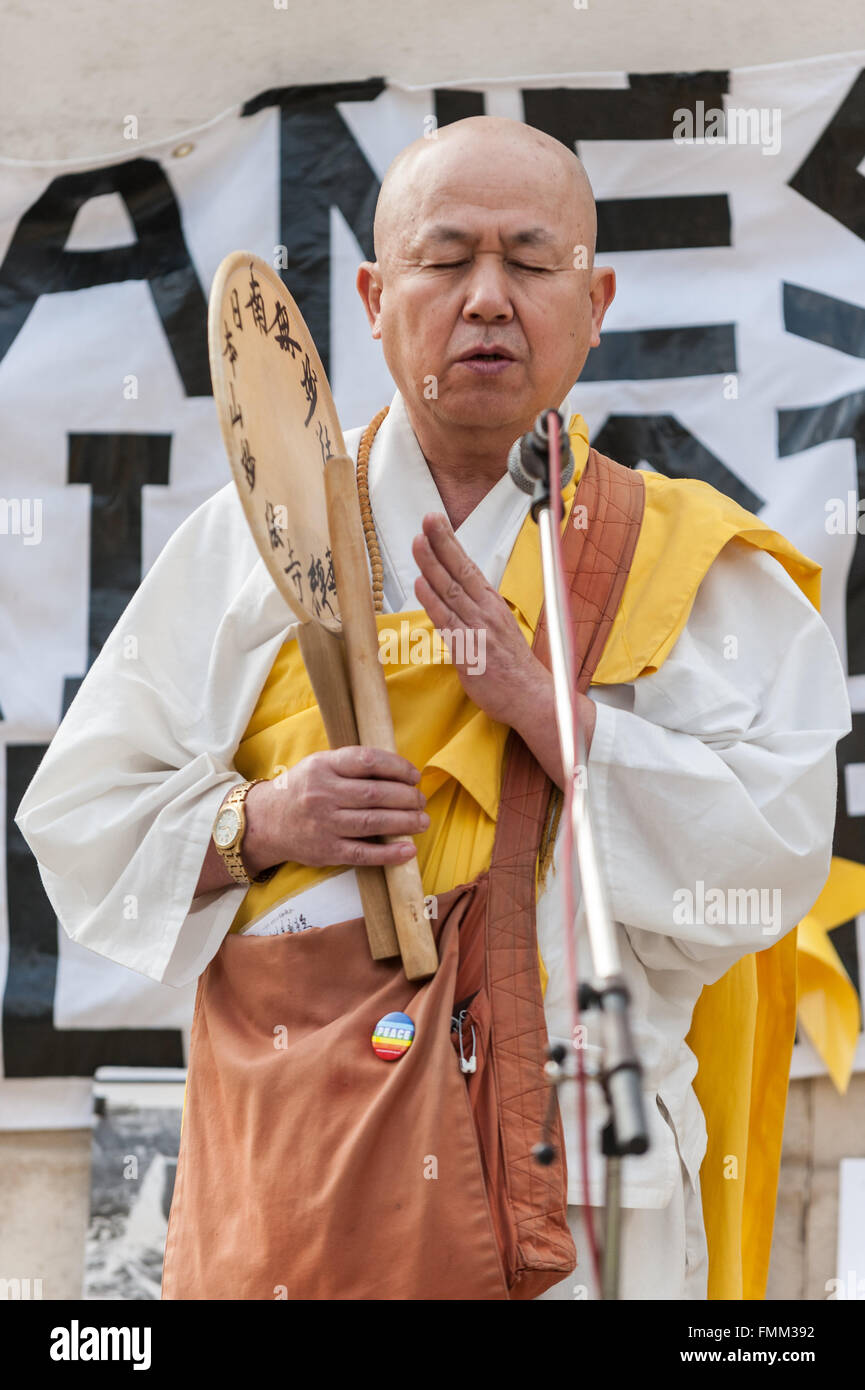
[15,388,852,1291]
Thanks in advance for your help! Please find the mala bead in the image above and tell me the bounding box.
[355,405,389,615]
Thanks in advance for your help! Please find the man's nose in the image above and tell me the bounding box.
[461,257,514,322]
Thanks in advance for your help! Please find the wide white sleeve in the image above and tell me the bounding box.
[586,537,852,984]
[14,484,292,990]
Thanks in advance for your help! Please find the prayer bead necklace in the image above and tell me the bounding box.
[355,405,389,614]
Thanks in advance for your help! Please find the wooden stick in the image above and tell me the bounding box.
[324,455,439,982]
[297,622,400,961]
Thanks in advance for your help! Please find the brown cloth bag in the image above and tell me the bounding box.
[161,449,645,1301]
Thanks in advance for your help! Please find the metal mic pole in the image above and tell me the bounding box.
[509,408,650,1301]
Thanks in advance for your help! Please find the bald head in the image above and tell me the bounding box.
[355,113,615,471]
[373,116,596,273]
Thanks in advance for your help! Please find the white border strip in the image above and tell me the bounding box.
[4,47,865,170]
[0,100,243,171]
[386,46,865,89]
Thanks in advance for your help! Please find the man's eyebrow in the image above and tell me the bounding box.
[507,227,559,248]
[413,224,559,250]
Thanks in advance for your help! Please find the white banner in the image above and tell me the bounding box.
[1,50,863,1125]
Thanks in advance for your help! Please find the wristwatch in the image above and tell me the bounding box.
[212,778,278,887]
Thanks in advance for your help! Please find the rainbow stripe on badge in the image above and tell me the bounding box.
[372,1011,415,1062]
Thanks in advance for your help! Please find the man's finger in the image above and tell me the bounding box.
[334,807,430,838]
[337,778,427,811]
[414,572,462,637]
[327,745,421,784]
[420,513,492,607]
[412,528,476,627]
[335,837,418,867]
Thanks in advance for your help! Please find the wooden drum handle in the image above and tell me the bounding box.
[324,455,438,982]
[296,622,400,962]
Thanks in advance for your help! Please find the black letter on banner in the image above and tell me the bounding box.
[2,433,183,1078]
[434,90,485,125]
[523,73,732,253]
[784,71,865,918]
[778,388,865,683]
[243,80,385,378]
[580,325,736,384]
[781,286,865,681]
[777,388,865,997]
[591,415,762,512]
[522,75,736,384]
[62,433,172,712]
[0,159,210,395]
[3,745,185,1077]
[785,59,865,1016]
[789,68,865,242]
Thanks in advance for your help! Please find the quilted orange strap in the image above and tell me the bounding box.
[486,448,646,1271]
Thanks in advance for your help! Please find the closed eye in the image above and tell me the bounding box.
[425,261,553,273]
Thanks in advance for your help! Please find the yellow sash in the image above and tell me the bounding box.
[230,415,826,1299]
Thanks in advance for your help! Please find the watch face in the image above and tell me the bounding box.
[214,807,241,848]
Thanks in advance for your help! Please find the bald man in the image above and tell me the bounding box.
[17,117,850,1302]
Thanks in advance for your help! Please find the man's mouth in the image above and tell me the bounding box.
[456,349,517,374]
[458,348,515,362]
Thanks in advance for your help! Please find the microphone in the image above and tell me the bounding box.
[508,408,576,495]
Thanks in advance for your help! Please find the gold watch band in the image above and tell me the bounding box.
[213,778,278,887]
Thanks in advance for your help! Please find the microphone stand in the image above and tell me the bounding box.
[510,408,649,1301]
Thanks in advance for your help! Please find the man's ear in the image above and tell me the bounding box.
[356,262,384,339]
[588,266,616,348]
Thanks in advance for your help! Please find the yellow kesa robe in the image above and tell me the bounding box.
[229,415,825,1300]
